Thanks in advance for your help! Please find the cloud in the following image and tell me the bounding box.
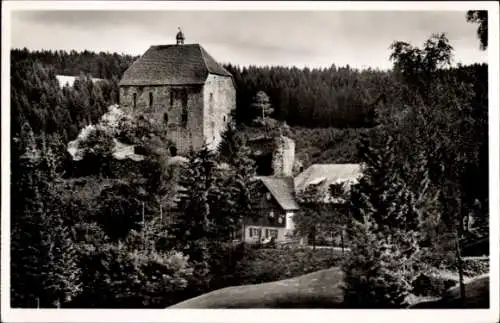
[14,11,145,29]
[10,10,487,68]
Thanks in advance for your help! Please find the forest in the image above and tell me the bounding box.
[9,11,490,308]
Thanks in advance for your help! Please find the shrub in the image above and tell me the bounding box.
[230,246,343,286]
[451,258,489,277]
[206,241,251,290]
[410,258,489,298]
[72,244,193,308]
[411,272,459,297]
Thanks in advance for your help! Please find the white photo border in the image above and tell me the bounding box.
[2,2,499,323]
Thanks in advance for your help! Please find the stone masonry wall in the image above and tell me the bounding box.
[272,135,295,177]
[203,74,236,150]
[119,84,204,155]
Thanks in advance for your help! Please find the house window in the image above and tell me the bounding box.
[170,91,173,107]
[149,92,153,108]
[181,106,188,127]
[269,211,275,218]
[210,120,216,139]
[223,115,226,122]
[249,228,261,238]
[133,93,137,110]
[265,229,278,239]
[209,93,214,116]
[266,192,272,201]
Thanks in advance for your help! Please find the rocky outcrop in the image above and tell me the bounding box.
[272,135,295,177]
[67,104,144,162]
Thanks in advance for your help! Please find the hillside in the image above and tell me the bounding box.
[169,267,346,309]
[169,267,490,309]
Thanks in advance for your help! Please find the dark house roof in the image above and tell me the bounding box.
[119,44,232,86]
[256,176,299,211]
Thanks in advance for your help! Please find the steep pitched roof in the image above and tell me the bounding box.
[119,44,232,86]
[294,164,363,203]
[256,176,299,211]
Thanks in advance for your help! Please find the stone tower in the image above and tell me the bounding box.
[118,29,236,155]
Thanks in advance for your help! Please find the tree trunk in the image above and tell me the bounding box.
[142,202,145,251]
[340,228,345,256]
[455,195,466,306]
[456,231,466,306]
[312,227,316,251]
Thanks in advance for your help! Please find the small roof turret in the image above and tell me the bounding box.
[176,27,185,45]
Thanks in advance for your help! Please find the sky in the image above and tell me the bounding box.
[10,9,488,70]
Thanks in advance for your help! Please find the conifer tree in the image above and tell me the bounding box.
[252,91,273,119]
[217,121,244,165]
[11,131,82,308]
[343,213,416,308]
[170,147,219,258]
[343,130,427,307]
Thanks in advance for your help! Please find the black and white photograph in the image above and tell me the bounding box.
[1,1,499,322]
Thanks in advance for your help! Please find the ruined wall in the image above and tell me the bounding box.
[119,85,204,155]
[272,135,295,177]
[203,74,236,150]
